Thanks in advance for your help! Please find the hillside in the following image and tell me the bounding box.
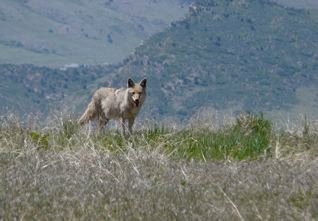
[106,0,318,120]
[0,0,188,66]
[0,64,120,116]
[274,0,318,9]
[1,0,318,121]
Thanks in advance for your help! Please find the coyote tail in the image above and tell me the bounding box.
[78,101,97,125]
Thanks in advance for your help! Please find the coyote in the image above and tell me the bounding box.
[78,78,147,135]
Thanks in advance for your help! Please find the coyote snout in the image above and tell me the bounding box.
[78,78,147,135]
[131,90,142,107]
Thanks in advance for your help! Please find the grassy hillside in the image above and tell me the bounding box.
[0,64,121,116]
[1,0,318,121]
[108,0,318,120]
[274,0,318,9]
[0,0,188,66]
[1,114,318,220]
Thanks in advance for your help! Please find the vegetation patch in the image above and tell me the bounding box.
[163,115,272,160]
[1,114,318,220]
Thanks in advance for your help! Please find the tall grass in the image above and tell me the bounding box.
[9,114,272,161]
[0,114,318,220]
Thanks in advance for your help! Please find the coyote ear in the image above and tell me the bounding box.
[128,78,135,88]
[140,79,147,88]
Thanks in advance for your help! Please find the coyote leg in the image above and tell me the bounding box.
[121,117,127,136]
[98,115,108,134]
[128,118,135,135]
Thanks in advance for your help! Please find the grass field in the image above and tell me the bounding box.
[0,114,318,220]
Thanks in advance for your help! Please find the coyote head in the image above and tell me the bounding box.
[127,78,147,107]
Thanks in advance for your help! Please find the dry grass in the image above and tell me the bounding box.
[0,114,318,220]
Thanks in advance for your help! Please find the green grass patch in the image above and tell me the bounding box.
[4,114,318,161]
[45,114,271,161]
[30,131,49,149]
[163,115,271,160]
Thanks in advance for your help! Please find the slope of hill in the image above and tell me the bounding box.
[0,0,188,67]
[1,0,318,121]
[107,0,318,120]
[273,0,318,9]
[0,64,121,117]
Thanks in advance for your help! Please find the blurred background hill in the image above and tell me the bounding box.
[0,0,318,121]
[0,0,188,66]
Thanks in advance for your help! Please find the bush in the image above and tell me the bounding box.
[165,114,271,160]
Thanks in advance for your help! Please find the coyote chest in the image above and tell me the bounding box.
[101,88,141,119]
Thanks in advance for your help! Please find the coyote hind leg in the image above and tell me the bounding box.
[97,115,109,134]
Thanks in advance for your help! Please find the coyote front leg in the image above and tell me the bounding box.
[121,117,126,136]
[128,118,135,135]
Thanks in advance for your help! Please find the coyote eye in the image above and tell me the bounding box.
[131,92,135,95]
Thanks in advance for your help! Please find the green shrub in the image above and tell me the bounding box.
[165,114,272,160]
[30,131,49,149]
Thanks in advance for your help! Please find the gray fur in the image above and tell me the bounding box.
[78,79,147,135]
